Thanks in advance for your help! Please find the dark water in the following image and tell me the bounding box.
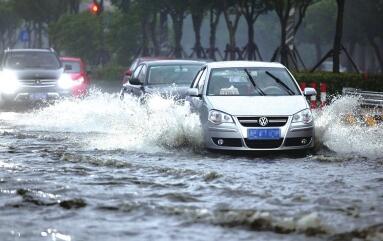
[0,90,382,241]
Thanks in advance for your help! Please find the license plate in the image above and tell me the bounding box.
[248,128,280,140]
[30,93,48,100]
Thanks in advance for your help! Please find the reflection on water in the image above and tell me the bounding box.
[0,90,382,241]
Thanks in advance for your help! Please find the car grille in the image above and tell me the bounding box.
[244,139,283,149]
[237,116,288,127]
[19,79,57,87]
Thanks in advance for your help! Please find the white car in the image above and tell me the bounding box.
[187,61,317,151]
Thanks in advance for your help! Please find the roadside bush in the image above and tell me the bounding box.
[294,72,383,94]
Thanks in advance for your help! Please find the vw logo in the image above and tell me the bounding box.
[259,117,269,127]
[35,80,41,85]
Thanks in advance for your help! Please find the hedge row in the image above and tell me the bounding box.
[294,72,383,94]
[92,65,383,95]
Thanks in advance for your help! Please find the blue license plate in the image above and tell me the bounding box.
[30,93,48,100]
[248,128,280,140]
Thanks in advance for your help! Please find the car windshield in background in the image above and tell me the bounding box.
[207,67,301,96]
[148,65,201,85]
[63,61,81,73]
[5,52,61,70]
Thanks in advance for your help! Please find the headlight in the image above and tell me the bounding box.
[0,70,20,94]
[208,110,233,125]
[73,76,85,86]
[292,109,313,124]
[58,74,74,89]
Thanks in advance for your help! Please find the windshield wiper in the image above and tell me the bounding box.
[244,68,265,96]
[265,71,295,96]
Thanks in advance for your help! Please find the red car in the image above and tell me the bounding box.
[122,56,173,84]
[60,57,91,97]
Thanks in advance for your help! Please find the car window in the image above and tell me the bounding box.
[130,59,138,71]
[207,67,300,96]
[132,65,143,79]
[191,68,204,88]
[197,68,207,94]
[62,61,81,73]
[138,65,147,83]
[5,52,61,70]
[147,64,202,85]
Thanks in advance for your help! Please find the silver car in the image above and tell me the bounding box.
[187,61,317,151]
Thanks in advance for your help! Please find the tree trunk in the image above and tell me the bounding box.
[209,9,220,60]
[314,40,322,63]
[333,0,345,73]
[141,17,149,56]
[159,11,168,54]
[150,13,160,56]
[192,13,204,58]
[245,16,256,60]
[369,37,383,73]
[171,13,184,58]
[280,19,288,66]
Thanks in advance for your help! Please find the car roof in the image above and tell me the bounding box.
[4,48,54,53]
[143,60,206,66]
[207,61,285,69]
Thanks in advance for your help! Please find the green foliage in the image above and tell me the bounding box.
[299,0,336,45]
[106,10,140,66]
[0,1,21,48]
[49,12,102,64]
[12,0,70,23]
[294,72,383,94]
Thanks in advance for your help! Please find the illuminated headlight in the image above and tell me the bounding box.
[58,74,74,89]
[208,110,234,125]
[0,71,20,94]
[292,109,313,124]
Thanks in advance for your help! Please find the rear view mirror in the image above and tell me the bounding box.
[304,87,317,96]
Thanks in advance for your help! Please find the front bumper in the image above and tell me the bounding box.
[1,86,71,103]
[203,116,315,151]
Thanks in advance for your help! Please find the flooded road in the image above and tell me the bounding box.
[0,89,382,241]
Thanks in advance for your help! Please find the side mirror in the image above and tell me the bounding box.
[187,88,200,97]
[304,87,317,96]
[129,77,142,86]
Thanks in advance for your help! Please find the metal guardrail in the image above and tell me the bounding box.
[342,88,383,108]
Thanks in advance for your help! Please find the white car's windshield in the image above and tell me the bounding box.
[148,65,201,85]
[207,67,301,96]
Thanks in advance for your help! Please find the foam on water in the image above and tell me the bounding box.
[1,90,382,157]
[314,95,383,159]
[3,89,203,152]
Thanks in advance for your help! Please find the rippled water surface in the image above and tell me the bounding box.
[1,89,382,241]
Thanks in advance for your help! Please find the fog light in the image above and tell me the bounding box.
[217,139,224,146]
[301,138,308,145]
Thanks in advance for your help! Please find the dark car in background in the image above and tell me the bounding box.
[0,48,74,106]
[122,56,173,84]
[120,60,205,100]
[60,57,91,97]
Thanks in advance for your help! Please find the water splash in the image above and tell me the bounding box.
[7,89,203,152]
[314,95,383,159]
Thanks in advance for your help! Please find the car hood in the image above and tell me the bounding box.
[206,96,309,116]
[144,85,190,99]
[5,68,63,80]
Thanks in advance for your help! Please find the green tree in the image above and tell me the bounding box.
[49,12,102,64]
[268,0,314,67]
[0,1,21,50]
